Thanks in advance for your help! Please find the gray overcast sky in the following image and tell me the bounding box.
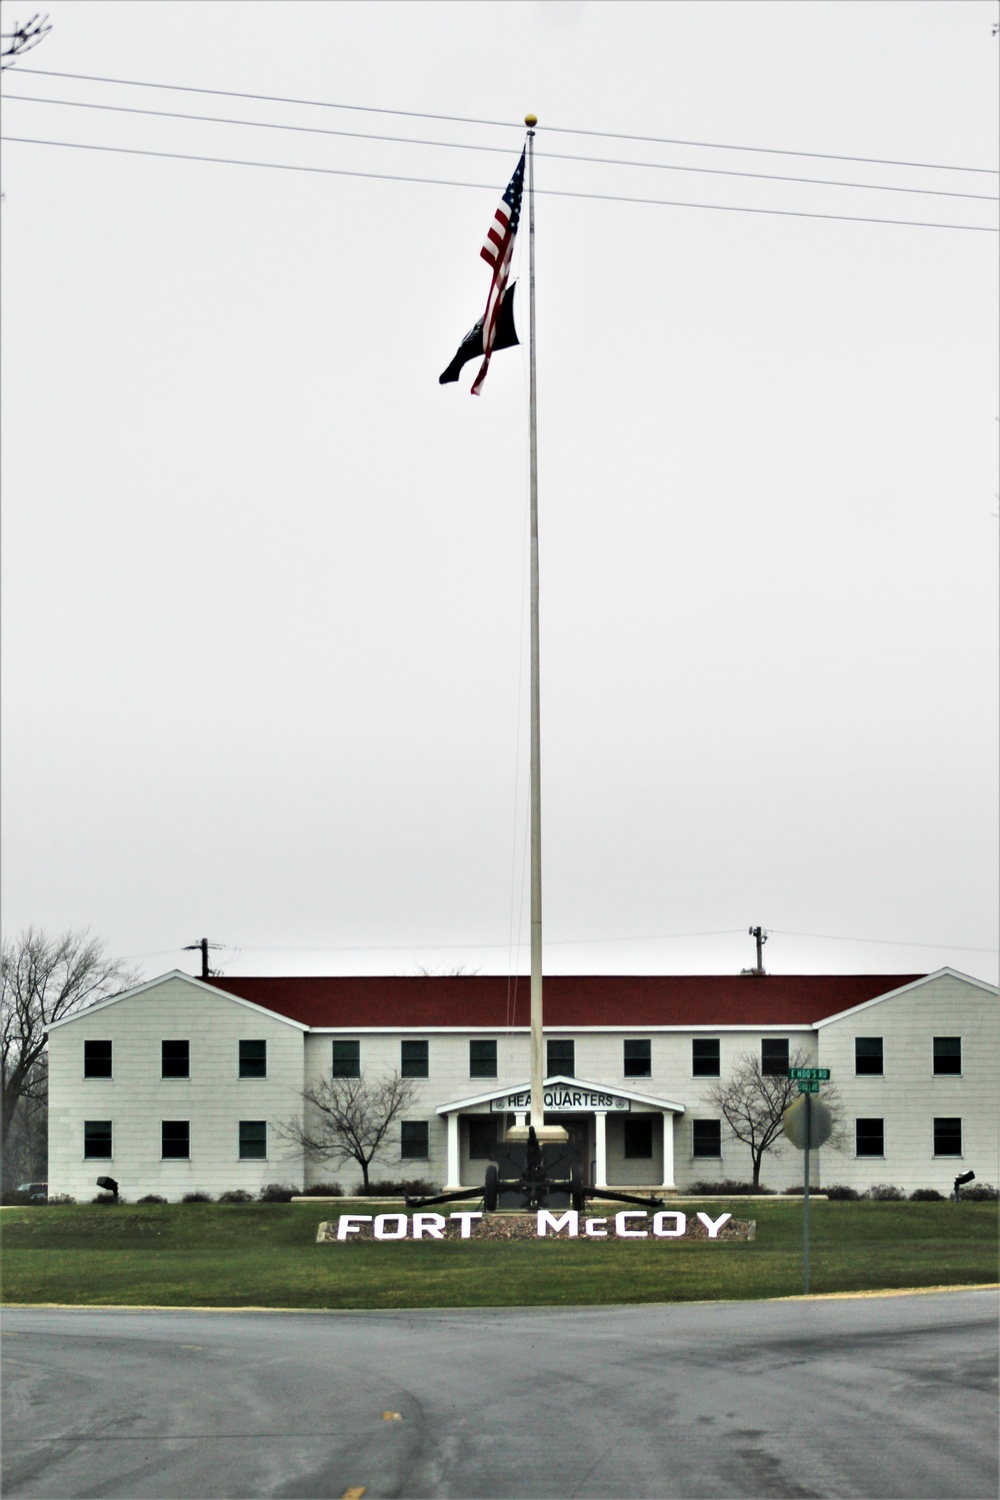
[1,0,997,986]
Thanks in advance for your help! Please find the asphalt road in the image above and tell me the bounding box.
[2,1291,997,1500]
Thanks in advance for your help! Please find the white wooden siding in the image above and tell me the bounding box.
[45,971,997,1200]
[47,975,306,1201]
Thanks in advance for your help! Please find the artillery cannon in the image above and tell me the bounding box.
[405,1125,665,1213]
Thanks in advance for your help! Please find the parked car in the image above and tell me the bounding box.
[15,1182,47,1201]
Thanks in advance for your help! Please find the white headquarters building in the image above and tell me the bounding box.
[45,967,997,1201]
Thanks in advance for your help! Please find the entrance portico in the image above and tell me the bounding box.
[438,1076,685,1192]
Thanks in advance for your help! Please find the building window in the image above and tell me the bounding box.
[332,1040,360,1078]
[401,1041,429,1078]
[761,1039,789,1077]
[934,1118,962,1156]
[855,1037,883,1076]
[468,1116,497,1159]
[239,1120,267,1159]
[470,1040,497,1079]
[547,1039,575,1076]
[623,1116,654,1159]
[933,1037,961,1076]
[692,1120,722,1158]
[84,1040,112,1079]
[84,1120,112,1159]
[401,1120,429,1159]
[162,1120,190,1159]
[161,1040,190,1079]
[623,1039,651,1078]
[855,1118,884,1157]
[692,1039,720,1077]
[239,1040,267,1079]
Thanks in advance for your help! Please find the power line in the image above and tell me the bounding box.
[4,92,995,203]
[120,946,192,962]
[771,929,998,954]
[12,65,999,176]
[4,135,996,233]
[132,929,995,956]
[221,931,744,953]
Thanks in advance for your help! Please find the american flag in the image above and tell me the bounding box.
[470,150,526,396]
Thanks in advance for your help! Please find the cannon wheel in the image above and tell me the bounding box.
[484,1163,499,1212]
[571,1165,586,1215]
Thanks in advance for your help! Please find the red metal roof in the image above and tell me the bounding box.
[205,974,922,1029]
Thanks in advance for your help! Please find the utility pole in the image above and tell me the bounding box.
[747,926,767,975]
[183,939,222,980]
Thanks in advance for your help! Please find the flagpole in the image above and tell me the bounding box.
[526,115,544,1136]
[523,113,566,1146]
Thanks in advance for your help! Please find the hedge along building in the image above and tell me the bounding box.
[44,967,998,1202]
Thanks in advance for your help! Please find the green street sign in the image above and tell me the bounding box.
[788,1068,831,1080]
[798,1080,821,1094]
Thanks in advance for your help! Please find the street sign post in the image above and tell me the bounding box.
[783,1084,833,1294]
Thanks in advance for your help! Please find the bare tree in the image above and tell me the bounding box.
[277,1071,420,1189]
[706,1048,845,1189]
[2,1080,47,1191]
[1,928,138,1160]
[412,964,482,976]
[1,12,52,68]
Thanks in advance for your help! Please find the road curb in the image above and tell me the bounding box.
[3,1283,997,1314]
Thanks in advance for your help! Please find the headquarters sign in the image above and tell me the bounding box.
[490,1087,630,1113]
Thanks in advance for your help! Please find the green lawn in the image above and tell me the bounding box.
[1,1200,996,1309]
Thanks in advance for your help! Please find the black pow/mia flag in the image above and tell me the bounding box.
[439,282,519,386]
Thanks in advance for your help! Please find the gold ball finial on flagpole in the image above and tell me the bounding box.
[524,113,537,127]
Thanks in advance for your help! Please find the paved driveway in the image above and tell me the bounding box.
[2,1290,997,1498]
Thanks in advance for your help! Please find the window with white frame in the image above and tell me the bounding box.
[332,1040,360,1077]
[84,1041,112,1078]
[855,1118,884,1157]
[855,1037,883,1075]
[401,1041,429,1078]
[469,1040,497,1078]
[623,1039,651,1078]
[546,1039,574,1075]
[161,1120,190,1159]
[239,1120,267,1159]
[401,1120,429,1159]
[239,1040,267,1078]
[933,1037,961,1076]
[161,1040,190,1079]
[692,1039,720,1077]
[692,1120,721,1158]
[84,1120,112,1158]
[761,1038,789,1077]
[933,1117,962,1156]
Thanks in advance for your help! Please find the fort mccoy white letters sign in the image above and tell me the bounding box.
[326,1210,735,1242]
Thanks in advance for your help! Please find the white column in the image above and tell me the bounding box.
[661,1112,675,1190]
[594,1111,608,1189]
[446,1112,461,1189]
